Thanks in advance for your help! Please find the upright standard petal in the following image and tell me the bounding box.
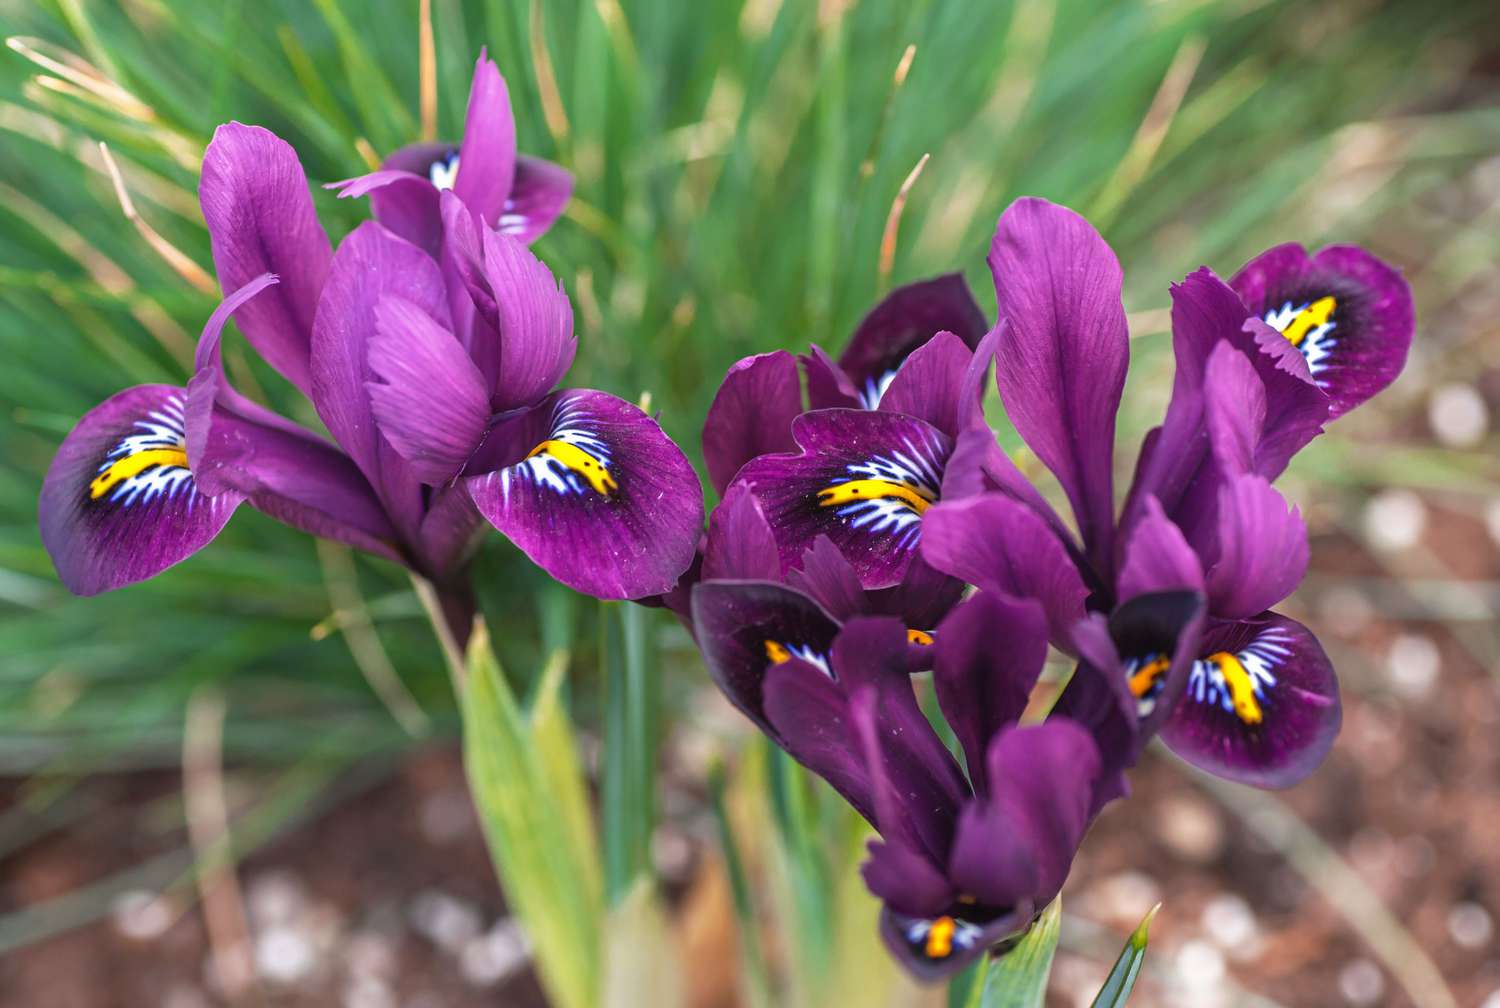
[453,51,518,229]
[310,221,446,533]
[443,194,576,405]
[1116,496,1204,602]
[200,123,333,396]
[1232,243,1413,419]
[921,494,1090,648]
[701,350,801,495]
[931,592,1050,794]
[1161,613,1339,788]
[691,579,840,734]
[366,295,491,485]
[702,483,781,583]
[499,156,573,243]
[838,274,987,409]
[988,198,1128,567]
[877,330,973,438]
[735,409,952,590]
[40,385,242,595]
[1206,474,1308,620]
[467,389,702,599]
[762,656,875,825]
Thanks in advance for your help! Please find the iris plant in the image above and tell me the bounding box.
[41,56,700,637]
[691,196,1411,979]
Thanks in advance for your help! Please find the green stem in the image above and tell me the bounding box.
[601,601,657,903]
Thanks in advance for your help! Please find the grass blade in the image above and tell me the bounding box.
[1090,903,1160,1007]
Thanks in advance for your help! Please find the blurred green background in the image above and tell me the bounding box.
[2,0,1498,1005]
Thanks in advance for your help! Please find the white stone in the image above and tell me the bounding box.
[1385,634,1441,699]
[1428,382,1488,447]
[460,918,530,988]
[408,889,482,954]
[1338,959,1385,1005]
[1201,894,1260,960]
[256,924,317,984]
[1176,939,1226,988]
[247,870,306,927]
[1447,901,1494,949]
[1363,489,1426,552]
[111,889,173,941]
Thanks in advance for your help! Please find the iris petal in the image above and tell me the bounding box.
[735,409,952,590]
[467,389,702,599]
[1161,613,1340,788]
[1232,243,1413,419]
[40,385,243,595]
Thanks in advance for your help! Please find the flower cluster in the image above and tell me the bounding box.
[689,197,1412,978]
[40,54,702,621]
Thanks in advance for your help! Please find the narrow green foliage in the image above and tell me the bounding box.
[600,600,657,903]
[969,898,1062,1008]
[708,759,772,1008]
[1090,902,1160,1007]
[460,623,602,1008]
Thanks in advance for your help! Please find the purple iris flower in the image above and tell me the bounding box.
[693,587,1108,980]
[328,52,572,259]
[922,197,1414,790]
[693,274,1039,623]
[40,117,699,613]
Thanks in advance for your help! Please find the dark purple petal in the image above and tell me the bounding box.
[499,156,573,244]
[863,552,967,633]
[1232,243,1413,419]
[978,721,1100,902]
[785,535,866,621]
[988,198,1128,569]
[441,192,576,405]
[468,390,702,599]
[862,839,955,917]
[1116,495,1203,601]
[330,168,445,259]
[1203,341,1265,477]
[838,274,987,407]
[1207,474,1307,620]
[367,295,491,485]
[453,52,518,229]
[311,222,445,536]
[415,483,483,578]
[800,345,862,410]
[736,409,952,590]
[762,656,875,825]
[939,424,1077,554]
[702,483,780,583]
[40,385,242,595]
[1102,589,1206,742]
[877,903,1030,984]
[200,123,333,396]
[840,618,969,863]
[931,592,1049,795]
[877,330,972,438]
[185,275,404,563]
[691,579,840,734]
[701,350,801,495]
[921,494,1089,648]
[946,803,1039,913]
[1161,613,1340,788]
[1051,615,1136,809]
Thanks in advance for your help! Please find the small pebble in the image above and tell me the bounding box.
[1385,633,1441,699]
[1176,939,1226,988]
[1428,382,1488,447]
[111,889,173,941]
[1363,489,1426,552]
[1448,902,1495,949]
[1338,959,1385,1005]
[1482,988,1500,1008]
[1319,586,1374,639]
[1155,795,1224,862]
[343,976,397,1008]
[247,870,306,927]
[409,889,482,954]
[256,924,317,984]
[1201,894,1261,960]
[460,918,530,988]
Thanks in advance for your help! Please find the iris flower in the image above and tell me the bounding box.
[696,274,1048,619]
[41,119,699,616]
[694,588,1109,980]
[329,52,572,258]
[922,197,1413,789]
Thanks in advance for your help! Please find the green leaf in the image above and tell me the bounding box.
[974,898,1062,1008]
[1090,902,1160,1007]
[460,622,601,1008]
